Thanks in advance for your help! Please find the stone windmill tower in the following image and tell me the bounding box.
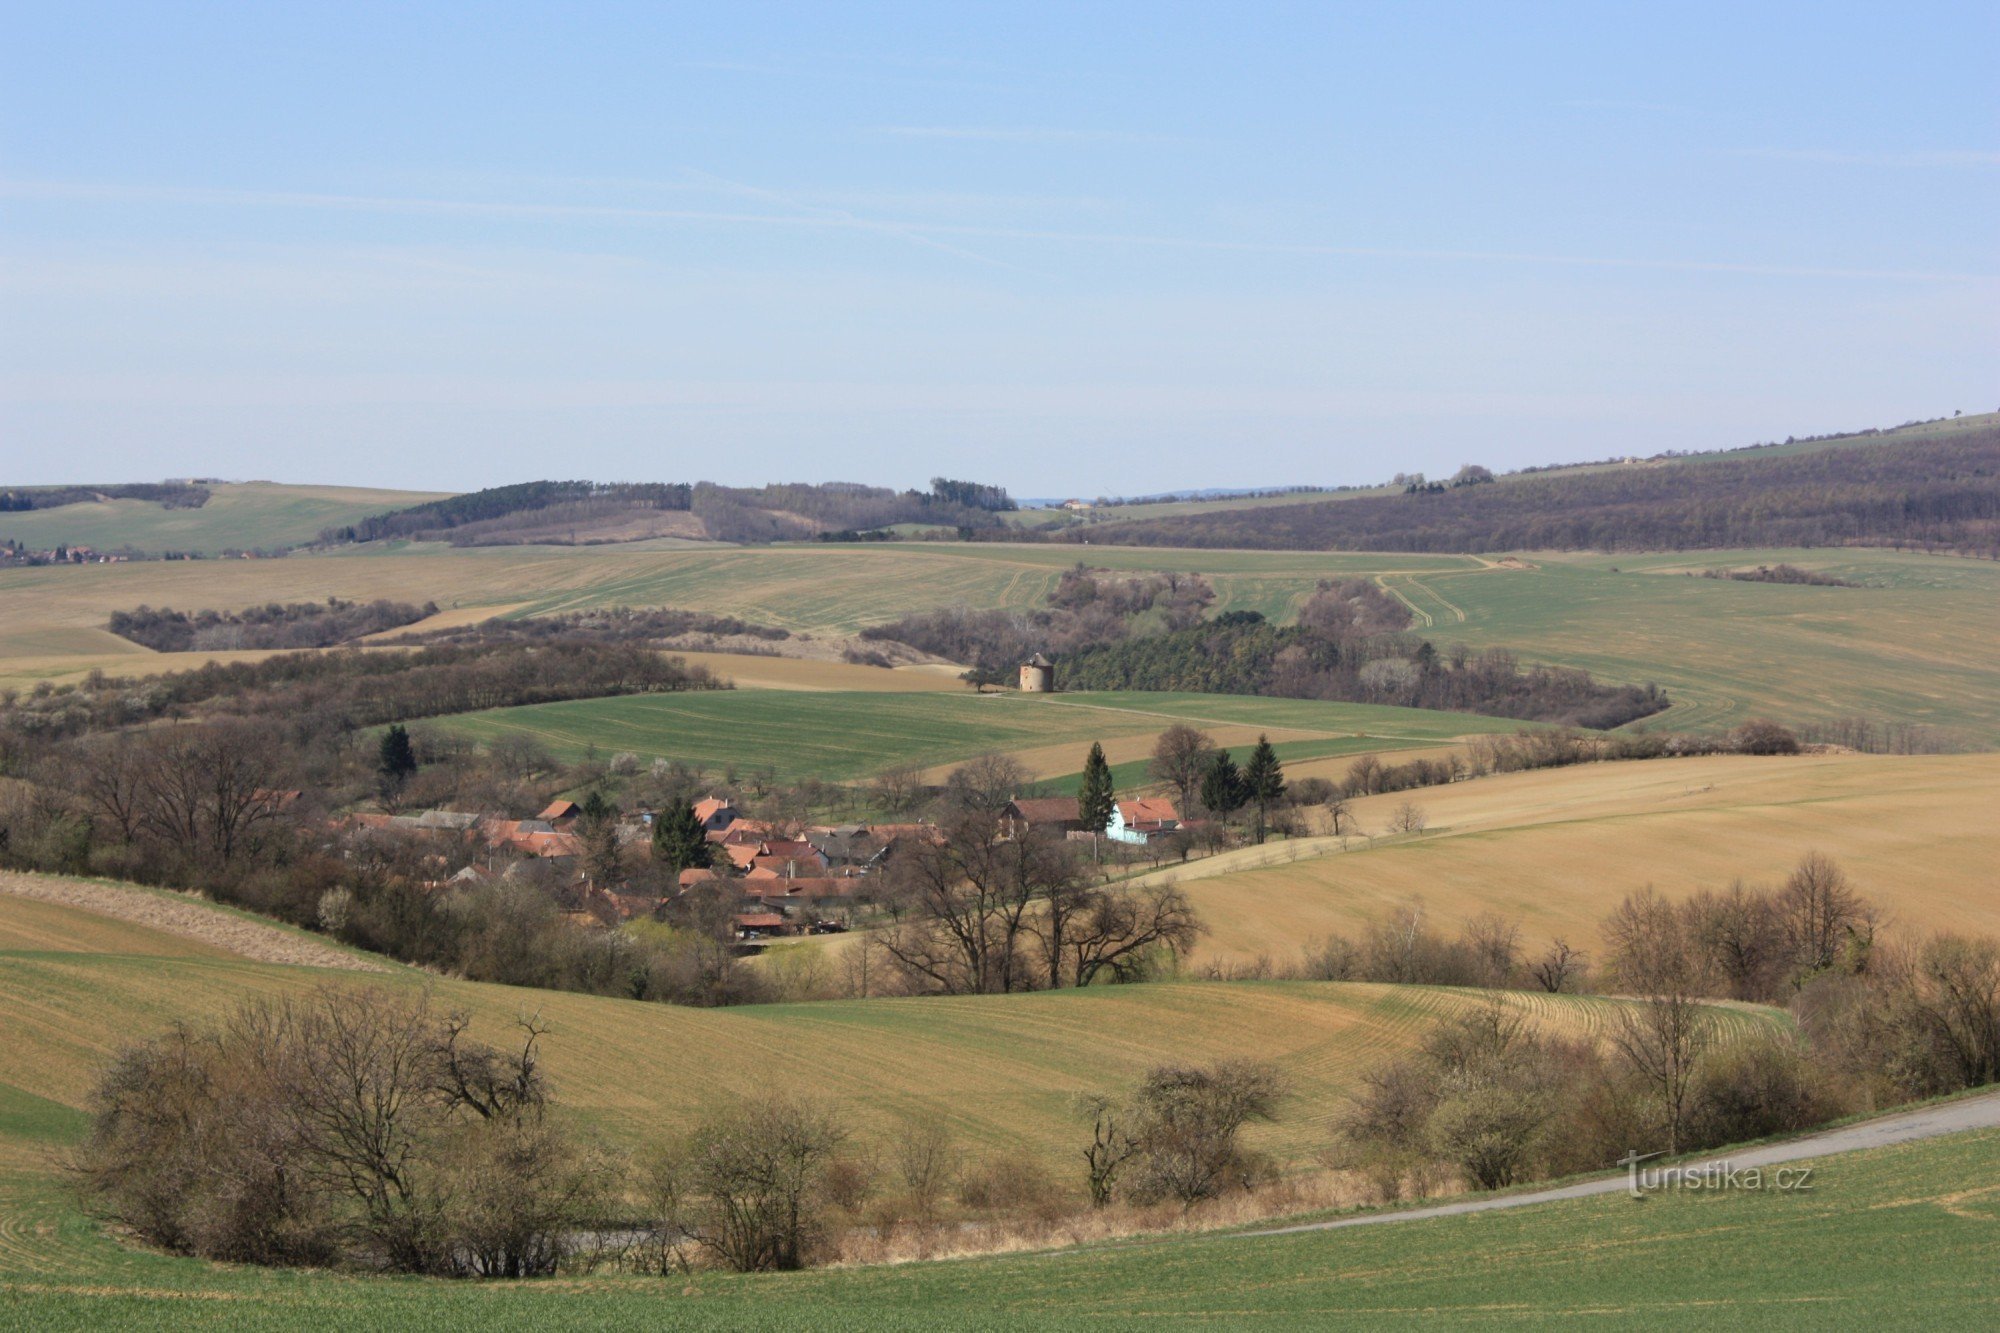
[1018,652,1055,693]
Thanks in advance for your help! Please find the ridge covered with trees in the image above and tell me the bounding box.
[321,477,1018,547]
[1059,426,2000,557]
[0,482,212,512]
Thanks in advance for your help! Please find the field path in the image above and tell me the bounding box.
[1241,1090,2000,1238]
[0,873,387,972]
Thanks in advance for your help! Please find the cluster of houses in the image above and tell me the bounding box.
[345,796,946,946]
[0,542,130,567]
[340,790,1188,948]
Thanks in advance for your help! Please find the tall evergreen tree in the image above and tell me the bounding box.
[1243,733,1286,844]
[651,798,714,877]
[1077,741,1116,859]
[376,724,417,798]
[1200,748,1247,822]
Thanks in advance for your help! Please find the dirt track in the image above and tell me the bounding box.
[1240,1089,2000,1238]
[0,872,388,972]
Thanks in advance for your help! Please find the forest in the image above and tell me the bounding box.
[1062,429,2000,556]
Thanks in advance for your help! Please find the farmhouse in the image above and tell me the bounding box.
[691,796,741,831]
[1107,797,1181,845]
[1000,796,1082,839]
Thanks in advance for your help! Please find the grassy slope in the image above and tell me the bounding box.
[1137,751,2000,967]
[1396,548,2000,739]
[0,887,1777,1328]
[1,886,1724,1173]
[425,689,1533,784]
[0,482,452,555]
[2,886,1983,1329]
[1,539,1993,741]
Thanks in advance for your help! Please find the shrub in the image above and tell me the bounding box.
[670,1096,847,1271]
[73,987,606,1277]
[1124,1060,1284,1208]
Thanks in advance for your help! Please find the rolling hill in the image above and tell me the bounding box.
[1127,751,2000,968]
[0,481,452,555]
[1064,414,2000,557]
[0,878,1982,1328]
[0,879,1744,1176]
[3,540,1995,742]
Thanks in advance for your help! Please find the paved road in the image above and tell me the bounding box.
[1240,1089,2000,1238]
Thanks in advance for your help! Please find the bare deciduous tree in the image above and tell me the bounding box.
[1125,1060,1284,1209]
[1075,1092,1140,1208]
[671,1096,847,1272]
[1776,852,1872,982]
[1529,938,1587,993]
[1148,724,1216,817]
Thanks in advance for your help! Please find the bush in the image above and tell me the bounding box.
[73,987,607,1277]
[1124,1060,1283,1208]
[1686,1036,1834,1148]
[669,1096,847,1271]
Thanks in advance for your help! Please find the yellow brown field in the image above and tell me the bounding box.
[1140,751,2000,968]
[0,882,1768,1175]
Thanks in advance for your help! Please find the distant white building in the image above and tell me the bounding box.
[1106,798,1181,845]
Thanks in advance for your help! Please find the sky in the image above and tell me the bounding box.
[2,1,1996,496]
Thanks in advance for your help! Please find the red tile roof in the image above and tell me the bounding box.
[1005,797,1082,824]
[538,799,582,822]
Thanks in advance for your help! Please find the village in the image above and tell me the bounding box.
[341,787,1195,950]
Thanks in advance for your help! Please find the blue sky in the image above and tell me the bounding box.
[3,1,1995,495]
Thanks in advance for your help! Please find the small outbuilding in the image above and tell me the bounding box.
[1019,653,1056,693]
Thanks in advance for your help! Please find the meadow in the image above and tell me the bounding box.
[0,482,449,555]
[424,688,1530,785]
[1129,751,2000,967]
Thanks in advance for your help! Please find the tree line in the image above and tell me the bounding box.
[0,482,211,512]
[0,640,723,747]
[107,598,436,652]
[1059,613,1667,729]
[1060,428,2000,558]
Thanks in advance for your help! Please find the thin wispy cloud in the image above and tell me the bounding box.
[1562,99,1693,115]
[1736,147,2000,168]
[4,177,1992,286]
[873,125,1195,146]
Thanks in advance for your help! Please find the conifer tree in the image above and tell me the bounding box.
[651,798,714,876]
[1077,741,1116,860]
[376,724,417,801]
[1243,733,1286,844]
[1201,748,1247,823]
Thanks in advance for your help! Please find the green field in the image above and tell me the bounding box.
[3,531,1996,742]
[424,689,1534,784]
[0,482,452,555]
[1390,548,2000,739]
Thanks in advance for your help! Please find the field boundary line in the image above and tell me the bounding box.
[1374,576,1433,628]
